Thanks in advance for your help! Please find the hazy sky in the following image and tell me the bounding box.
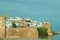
[0,0,60,32]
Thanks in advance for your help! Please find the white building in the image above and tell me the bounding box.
[6,17,22,28]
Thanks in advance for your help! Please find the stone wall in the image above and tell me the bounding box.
[43,22,53,35]
[0,17,5,28]
[0,17,5,38]
[6,27,38,38]
[0,28,5,38]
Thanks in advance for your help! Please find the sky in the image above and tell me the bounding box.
[0,0,60,32]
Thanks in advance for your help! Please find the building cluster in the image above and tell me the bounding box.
[0,16,53,38]
[6,17,50,28]
[5,17,53,36]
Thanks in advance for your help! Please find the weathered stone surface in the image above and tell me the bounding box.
[0,17,5,28]
[0,17,5,38]
[6,27,38,38]
[43,22,53,35]
[0,28,5,38]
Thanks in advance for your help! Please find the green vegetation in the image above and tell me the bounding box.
[12,22,17,28]
[37,27,48,38]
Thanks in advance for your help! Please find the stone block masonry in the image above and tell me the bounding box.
[6,27,38,38]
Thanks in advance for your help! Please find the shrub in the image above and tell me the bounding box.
[37,27,48,37]
[12,22,17,28]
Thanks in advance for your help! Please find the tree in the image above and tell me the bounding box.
[12,22,17,28]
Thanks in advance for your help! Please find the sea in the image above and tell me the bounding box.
[38,35,60,40]
[0,35,60,40]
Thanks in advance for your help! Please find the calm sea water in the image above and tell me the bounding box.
[39,35,60,40]
[0,35,60,40]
